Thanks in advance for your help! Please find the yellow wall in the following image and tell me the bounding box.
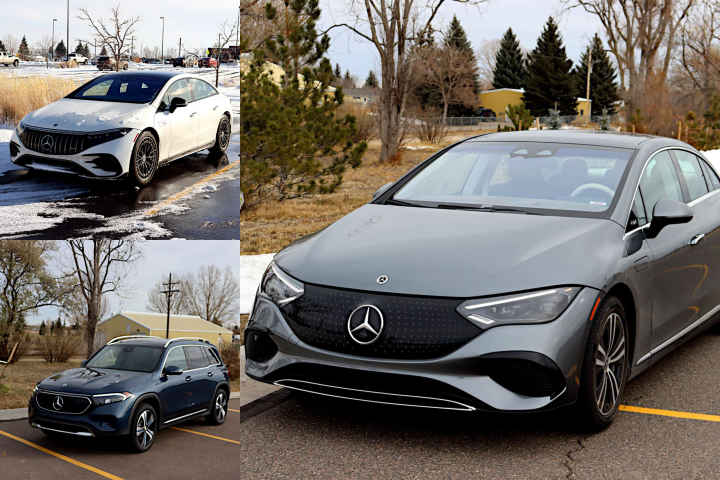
[149,330,232,348]
[98,316,150,340]
[478,89,592,119]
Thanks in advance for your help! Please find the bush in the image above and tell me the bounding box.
[57,60,78,69]
[337,102,379,144]
[37,333,81,363]
[0,73,80,125]
[0,333,30,364]
[507,102,534,131]
[412,105,449,144]
[219,342,240,382]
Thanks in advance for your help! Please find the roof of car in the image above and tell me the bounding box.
[107,337,215,348]
[100,70,183,78]
[467,130,659,148]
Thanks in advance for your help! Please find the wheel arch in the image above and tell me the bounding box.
[130,392,163,425]
[605,283,637,365]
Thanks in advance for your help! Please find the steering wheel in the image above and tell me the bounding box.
[570,183,616,198]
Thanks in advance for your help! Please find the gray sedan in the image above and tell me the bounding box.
[244,130,720,430]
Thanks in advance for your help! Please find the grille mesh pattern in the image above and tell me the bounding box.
[36,391,91,414]
[281,285,481,359]
[22,128,87,155]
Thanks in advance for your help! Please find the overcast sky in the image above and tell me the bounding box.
[4,0,239,55]
[30,240,239,326]
[323,0,603,79]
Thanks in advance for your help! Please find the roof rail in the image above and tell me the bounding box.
[164,337,213,348]
[107,335,165,345]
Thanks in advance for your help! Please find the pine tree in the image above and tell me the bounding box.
[84,43,91,58]
[100,45,107,56]
[442,15,479,116]
[364,70,378,88]
[18,36,30,61]
[598,107,612,130]
[492,28,526,90]
[547,108,563,129]
[573,34,620,116]
[344,69,350,80]
[0,40,6,52]
[523,17,576,116]
[55,40,67,58]
[39,321,46,336]
[334,63,342,78]
[75,41,83,55]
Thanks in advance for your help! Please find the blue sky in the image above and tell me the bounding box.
[30,240,239,325]
[323,0,603,79]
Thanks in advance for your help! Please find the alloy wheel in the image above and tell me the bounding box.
[136,410,155,448]
[218,118,230,150]
[135,137,158,181]
[215,392,227,422]
[594,312,626,416]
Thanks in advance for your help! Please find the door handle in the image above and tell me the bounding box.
[185,376,192,382]
[207,372,213,377]
[213,106,219,110]
[690,233,706,245]
[190,112,198,117]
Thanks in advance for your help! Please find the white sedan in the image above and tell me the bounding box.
[9,71,233,185]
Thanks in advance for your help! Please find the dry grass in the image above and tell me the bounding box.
[241,145,446,254]
[0,73,82,125]
[0,360,82,409]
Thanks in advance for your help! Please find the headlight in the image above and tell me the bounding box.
[457,287,581,329]
[86,128,133,148]
[92,392,133,406]
[16,120,26,137]
[261,262,304,306]
[32,384,39,396]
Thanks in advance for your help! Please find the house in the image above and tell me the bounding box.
[343,88,378,106]
[97,311,233,348]
[478,88,592,121]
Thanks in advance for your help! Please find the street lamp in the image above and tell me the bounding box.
[160,17,165,64]
[66,0,69,61]
[51,18,57,66]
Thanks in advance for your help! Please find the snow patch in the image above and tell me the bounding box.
[76,120,85,126]
[240,254,276,314]
[97,110,123,122]
[703,149,720,171]
[405,145,438,151]
[119,114,143,125]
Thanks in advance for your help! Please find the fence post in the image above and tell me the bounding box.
[678,121,682,140]
[632,124,636,133]
[518,119,522,131]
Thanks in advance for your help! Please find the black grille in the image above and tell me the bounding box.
[281,285,481,360]
[477,353,565,397]
[245,330,278,362]
[36,391,92,414]
[21,128,87,155]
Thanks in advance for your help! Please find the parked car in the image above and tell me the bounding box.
[198,57,217,68]
[477,107,496,118]
[97,56,129,71]
[10,71,234,185]
[164,58,173,65]
[245,130,720,431]
[67,53,89,65]
[90,56,100,65]
[172,57,196,68]
[0,52,19,67]
[28,336,230,453]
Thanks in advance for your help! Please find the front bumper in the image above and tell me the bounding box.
[28,393,135,437]
[10,128,135,179]
[245,287,600,412]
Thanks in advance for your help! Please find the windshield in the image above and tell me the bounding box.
[86,345,163,372]
[68,76,168,103]
[393,142,633,216]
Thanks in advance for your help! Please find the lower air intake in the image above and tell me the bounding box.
[245,330,278,363]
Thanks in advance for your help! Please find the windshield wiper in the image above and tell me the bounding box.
[385,198,427,208]
[436,204,541,215]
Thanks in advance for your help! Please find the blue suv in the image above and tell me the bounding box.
[28,336,230,453]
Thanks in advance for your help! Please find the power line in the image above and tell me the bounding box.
[160,273,181,339]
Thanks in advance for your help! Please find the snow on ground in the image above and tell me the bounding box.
[241,253,275,314]
[703,150,720,171]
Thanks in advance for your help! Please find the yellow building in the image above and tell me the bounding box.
[478,88,592,121]
[239,56,336,94]
[97,311,232,348]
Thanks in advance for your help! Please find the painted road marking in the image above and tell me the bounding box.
[143,160,239,216]
[170,426,240,444]
[620,404,720,422]
[229,408,240,413]
[0,429,124,479]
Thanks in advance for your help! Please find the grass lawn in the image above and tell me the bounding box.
[0,360,82,410]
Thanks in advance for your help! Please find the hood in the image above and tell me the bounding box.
[274,204,625,298]
[38,367,152,394]
[24,99,153,132]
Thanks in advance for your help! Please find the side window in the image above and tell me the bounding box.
[165,79,194,104]
[627,190,648,233]
[639,151,683,222]
[189,79,214,100]
[674,150,709,201]
[184,346,209,369]
[204,347,221,366]
[700,159,720,190]
[164,347,188,371]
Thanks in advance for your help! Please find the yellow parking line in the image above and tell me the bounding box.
[143,160,239,216]
[229,409,240,413]
[619,404,720,422]
[170,427,240,444]
[0,429,124,480]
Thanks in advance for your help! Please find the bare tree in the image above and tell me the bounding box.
[2,34,19,54]
[418,44,478,119]
[240,0,284,54]
[182,265,239,327]
[208,19,240,87]
[562,0,696,115]
[63,240,144,357]
[33,34,55,69]
[333,0,489,163]
[476,38,501,91]
[76,4,142,72]
[146,273,189,314]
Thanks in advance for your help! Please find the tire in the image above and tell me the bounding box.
[205,389,228,425]
[129,131,159,186]
[575,295,629,432]
[123,63,128,70]
[210,115,231,154]
[13,60,18,67]
[126,403,157,453]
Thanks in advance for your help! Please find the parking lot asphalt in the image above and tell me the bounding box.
[239,330,720,479]
[0,399,241,479]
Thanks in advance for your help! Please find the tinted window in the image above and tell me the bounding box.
[639,151,683,221]
[675,150,709,201]
[189,79,212,100]
[627,190,648,232]
[184,346,209,369]
[164,347,188,371]
[700,159,720,190]
[86,345,163,372]
[70,75,168,103]
[204,347,221,366]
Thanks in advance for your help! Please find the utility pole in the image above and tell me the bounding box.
[178,37,181,58]
[236,5,240,59]
[51,19,57,67]
[130,36,135,59]
[66,0,69,61]
[160,16,165,64]
[585,48,593,127]
[161,273,181,339]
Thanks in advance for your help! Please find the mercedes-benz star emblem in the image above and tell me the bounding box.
[347,305,384,345]
[41,135,54,151]
[376,275,388,285]
[52,396,64,411]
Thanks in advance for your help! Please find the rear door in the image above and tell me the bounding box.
[183,346,215,411]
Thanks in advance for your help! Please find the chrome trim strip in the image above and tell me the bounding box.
[23,125,130,135]
[160,344,222,373]
[636,303,720,365]
[273,379,477,412]
[31,422,94,437]
[622,223,650,240]
[688,188,720,207]
[163,337,212,348]
[107,335,166,345]
[163,408,207,424]
[35,390,92,415]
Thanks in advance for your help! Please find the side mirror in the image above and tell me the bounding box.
[169,97,187,113]
[81,360,87,367]
[372,182,393,200]
[646,198,693,239]
[164,365,183,376]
